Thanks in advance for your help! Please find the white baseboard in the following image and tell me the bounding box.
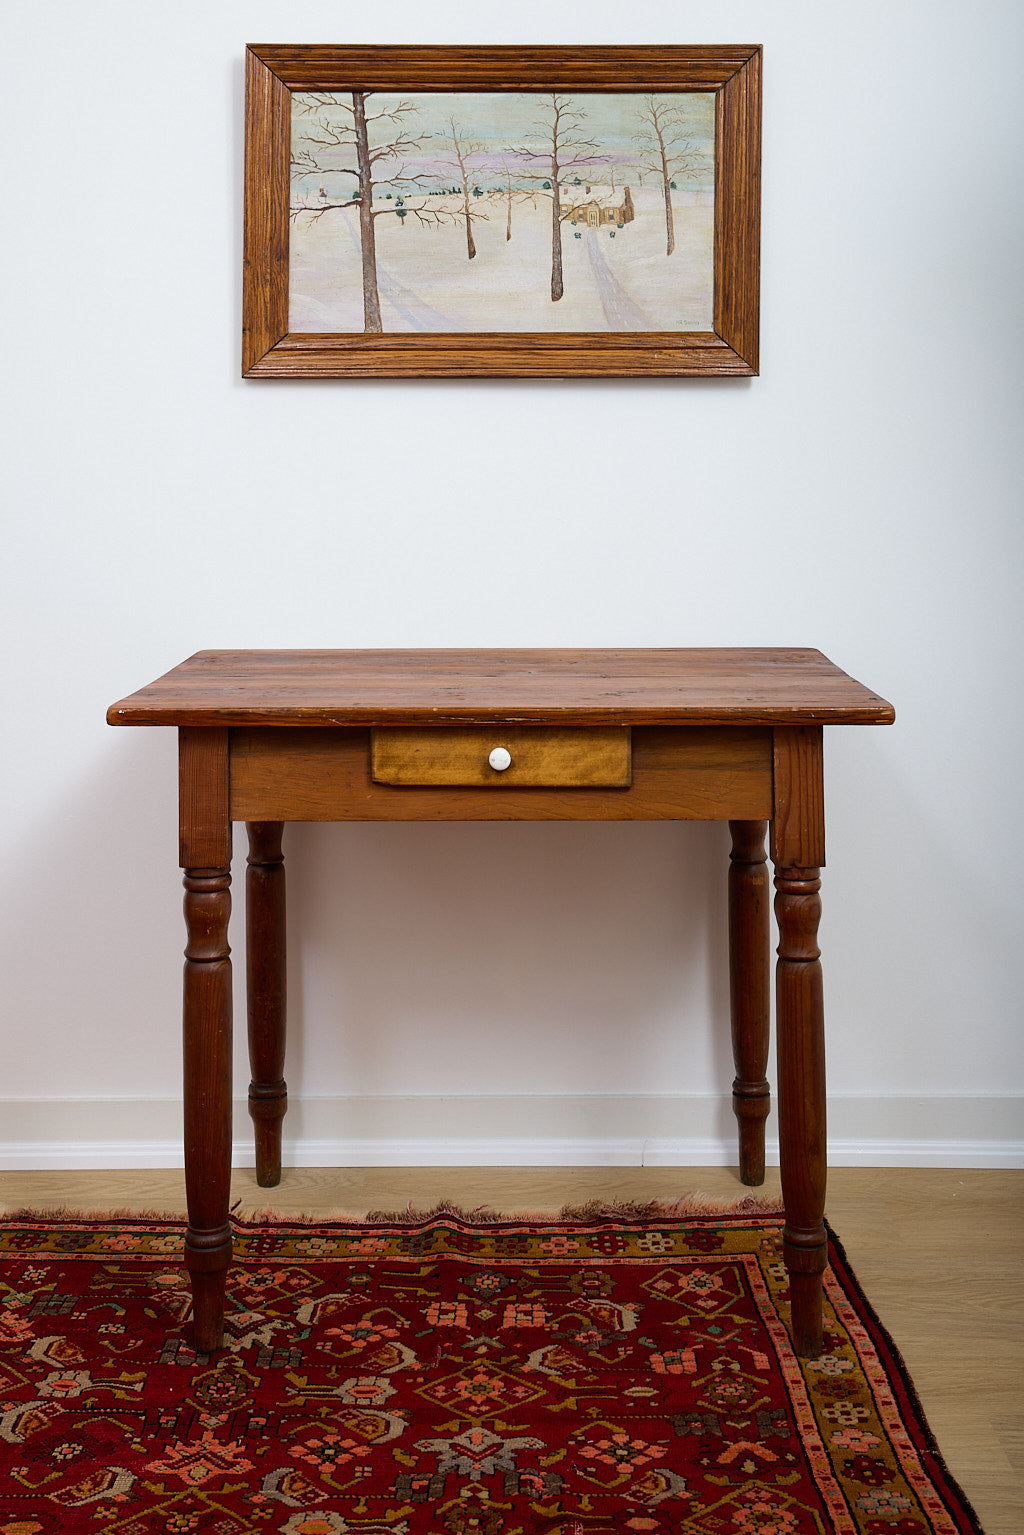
[0,1094,1020,1170]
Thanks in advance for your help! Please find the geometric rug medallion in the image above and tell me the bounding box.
[0,1206,984,1533]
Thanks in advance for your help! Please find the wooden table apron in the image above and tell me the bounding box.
[108,649,894,1359]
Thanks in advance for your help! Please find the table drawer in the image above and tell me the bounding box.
[370,726,632,787]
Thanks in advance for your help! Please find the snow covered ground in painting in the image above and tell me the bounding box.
[288,187,713,333]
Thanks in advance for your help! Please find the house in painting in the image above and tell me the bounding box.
[561,184,636,230]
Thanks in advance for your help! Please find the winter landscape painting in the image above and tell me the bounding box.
[288,91,716,334]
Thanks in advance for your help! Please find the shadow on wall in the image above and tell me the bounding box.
[16,724,987,1133]
[5,725,735,1112]
[275,818,736,1104]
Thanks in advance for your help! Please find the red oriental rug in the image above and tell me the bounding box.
[0,1204,982,1535]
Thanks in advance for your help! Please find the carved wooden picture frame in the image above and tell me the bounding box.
[243,45,761,378]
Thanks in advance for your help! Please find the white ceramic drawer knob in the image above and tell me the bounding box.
[488,746,512,772]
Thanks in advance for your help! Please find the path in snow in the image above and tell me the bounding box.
[585,230,654,331]
[340,210,456,331]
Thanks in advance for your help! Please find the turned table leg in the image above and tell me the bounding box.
[183,867,233,1352]
[246,822,287,1187]
[774,866,827,1358]
[179,729,233,1353]
[771,726,828,1359]
[728,820,771,1185]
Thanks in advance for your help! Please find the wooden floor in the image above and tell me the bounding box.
[2,1165,1020,1534]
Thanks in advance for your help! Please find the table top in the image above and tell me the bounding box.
[107,649,894,729]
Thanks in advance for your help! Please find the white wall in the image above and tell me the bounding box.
[2,0,1022,1170]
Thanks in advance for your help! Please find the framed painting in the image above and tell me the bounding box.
[243,45,761,378]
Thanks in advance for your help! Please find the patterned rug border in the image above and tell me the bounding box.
[0,1203,986,1533]
[822,1223,986,1535]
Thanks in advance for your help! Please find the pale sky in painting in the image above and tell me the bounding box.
[292,91,715,197]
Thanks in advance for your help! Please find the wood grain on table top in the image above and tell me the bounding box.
[107,650,894,729]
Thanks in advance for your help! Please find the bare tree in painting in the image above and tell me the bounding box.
[632,95,704,256]
[438,117,489,261]
[497,158,535,242]
[506,94,604,301]
[291,92,438,333]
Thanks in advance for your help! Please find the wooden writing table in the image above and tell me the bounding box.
[107,648,894,1357]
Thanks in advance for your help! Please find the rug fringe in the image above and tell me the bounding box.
[1,1205,186,1223]
[3,1193,784,1229]
[362,1192,784,1224]
[560,1193,784,1220]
